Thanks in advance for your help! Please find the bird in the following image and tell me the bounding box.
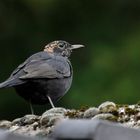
[0,40,84,114]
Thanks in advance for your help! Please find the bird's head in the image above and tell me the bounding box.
[44,40,84,57]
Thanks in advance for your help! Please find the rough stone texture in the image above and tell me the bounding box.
[83,107,99,118]
[92,113,117,121]
[0,121,11,129]
[98,101,117,113]
[1,102,140,138]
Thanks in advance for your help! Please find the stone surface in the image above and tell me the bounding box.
[40,113,65,127]
[98,101,117,113]
[0,121,11,129]
[52,119,140,140]
[1,101,140,138]
[42,108,67,116]
[92,113,117,121]
[83,107,99,118]
[40,107,67,127]
[12,115,39,126]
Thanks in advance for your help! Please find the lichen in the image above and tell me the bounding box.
[65,110,80,118]
[79,105,89,112]
[125,107,139,116]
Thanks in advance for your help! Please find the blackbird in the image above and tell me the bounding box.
[0,40,84,113]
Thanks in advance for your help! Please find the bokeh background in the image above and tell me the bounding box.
[0,0,140,120]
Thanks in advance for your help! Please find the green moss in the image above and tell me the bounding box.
[124,107,138,115]
[100,105,118,116]
[65,106,90,118]
[65,110,80,118]
[79,106,89,112]
[136,101,140,105]
[107,115,118,122]
[116,104,129,108]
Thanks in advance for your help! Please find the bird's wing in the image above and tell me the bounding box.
[0,61,28,88]
[10,61,27,76]
[19,58,71,79]
[10,51,50,77]
[0,52,65,88]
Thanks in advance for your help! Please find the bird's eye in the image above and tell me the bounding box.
[59,44,64,48]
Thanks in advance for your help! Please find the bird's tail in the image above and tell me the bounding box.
[0,78,25,89]
[0,81,11,88]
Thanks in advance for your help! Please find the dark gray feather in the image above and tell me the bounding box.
[20,56,71,79]
[0,51,71,88]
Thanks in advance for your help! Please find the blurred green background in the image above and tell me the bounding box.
[0,0,140,120]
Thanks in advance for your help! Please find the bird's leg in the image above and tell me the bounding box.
[29,101,34,114]
[47,96,55,108]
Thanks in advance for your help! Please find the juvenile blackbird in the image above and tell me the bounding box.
[0,40,84,113]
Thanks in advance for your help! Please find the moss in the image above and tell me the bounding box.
[100,105,118,116]
[65,106,90,118]
[65,110,80,118]
[79,106,89,112]
[136,101,140,105]
[107,115,118,122]
[116,104,129,108]
[124,107,139,116]
[93,113,118,122]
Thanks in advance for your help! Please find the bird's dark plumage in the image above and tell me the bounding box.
[0,40,84,108]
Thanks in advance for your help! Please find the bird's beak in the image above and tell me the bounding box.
[71,44,85,50]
